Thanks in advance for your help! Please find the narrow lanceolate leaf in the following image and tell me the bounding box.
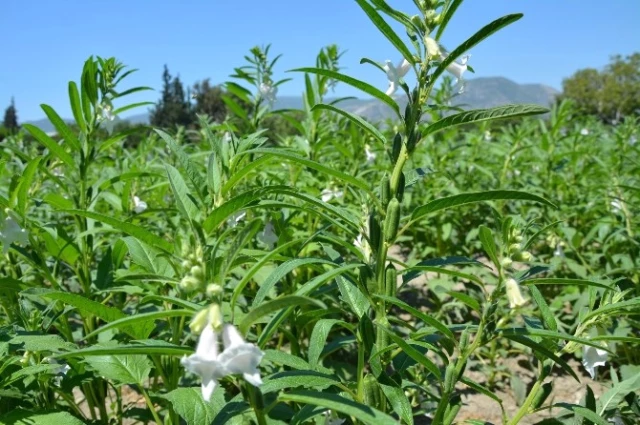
[16,157,41,217]
[289,67,400,117]
[83,309,193,340]
[279,390,398,425]
[528,285,558,331]
[165,164,199,222]
[378,326,442,380]
[308,319,351,369]
[61,209,173,253]
[520,278,615,292]
[68,81,87,134]
[22,124,75,167]
[156,129,207,202]
[478,225,499,269]
[239,296,326,335]
[554,403,609,425]
[83,353,152,386]
[432,14,523,83]
[374,295,454,340]
[412,190,557,221]
[312,103,387,145]
[423,104,549,137]
[41,104,81,152]
[53,342,192,358]
[240,148,372,193]
[435,0,464,40]
[354,0,415,67]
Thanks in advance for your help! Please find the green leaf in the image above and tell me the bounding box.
[61,209,173,253]
[239,296,326,335]
[335,275,370,318]
[156,129,207,202]
[41,104,81,152]
[9,334,76,352]
[478,225,499,269]
[289,67,400,118]
[122,236,173,277]
[308,319,350,369]
[83,309,193,340]
[241,148,372,194]
[165,164,200,222]
[253,258,335,306]
[26,288,154,340]
[583,297,640,322]
[520,278,615,292]
[16,157,41,217]
[501,334,579,382]
[311,103,387,146]
[53,341,192,358]
[22,124,75,168]
[424,104,548,137]
[279,390,397,425]
[69,81,86,134]
[0,410,85,425]
[528,285,558,332]
[83,353,152,385]
[378,326,442,380]
[432,14,523,84]
[435,0,464,40]
[263,349,311,370]
[554,403,609,425]
[598,372,640,414]
[162,387,224,425]
[374,295,454,340]
[261,370,341,394]
[354,0,415,67]
[378,378,414,425]
[412,190,557,221]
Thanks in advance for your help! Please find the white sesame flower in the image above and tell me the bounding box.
[259,83,277,107]
[258,220,278,249]
[441,53,470,82]
[101,103,115,122]
[505,278,527,308]
[554,244,565,258]
[630,136,637,146]
[383,58,411,96]
[582,345,608,379]
[181,321,264,402]
[133,196,148,214]
[484,131,492,141]
[321,188,344,203]
[580,128,589,136]
[365,144,376,163]
[0,213,29,253]
[610,200,622,214]
[227,211,246,227]
[353,233,371,263]
[323,410,345,425]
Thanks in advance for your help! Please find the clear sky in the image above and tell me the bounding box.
[2,0,639,122]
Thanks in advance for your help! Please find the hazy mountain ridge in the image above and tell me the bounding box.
[25,77,559,133]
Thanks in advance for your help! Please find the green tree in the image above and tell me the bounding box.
[559,53,640,123]
[149,65,194,128]
[192,79,227,123]
[3,97,19,134]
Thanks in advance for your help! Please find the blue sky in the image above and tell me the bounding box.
[2,0,639,122]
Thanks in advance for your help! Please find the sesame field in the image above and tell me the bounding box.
[0,1,639,425]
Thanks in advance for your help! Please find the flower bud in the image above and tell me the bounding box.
[501,257,513,269]
[207,304,223,330]
[190,265,204,279]
[425,36,441,59]
[179,275,201,292]
[206,283,223,297]
[505,278,527,308]
[189,308,210,334]
[508,243,521,254]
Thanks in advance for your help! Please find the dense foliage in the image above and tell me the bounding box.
[1,1,639,425]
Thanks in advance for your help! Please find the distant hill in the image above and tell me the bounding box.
[25,77,559,132]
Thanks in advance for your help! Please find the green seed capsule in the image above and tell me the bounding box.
[443,395,461,425]
[397,172,406,202]
[363,374,381,408]
[443,363,456,393]
[369,213,381,254]
[531,382,553,410]
[391,133,403,163]
[384,198,401,242]
[385,264,397,298]
[380,174,391,207]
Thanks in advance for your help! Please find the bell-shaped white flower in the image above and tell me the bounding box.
[1,214,29,253]
[580,128,589,136]
[484,131,492,142]
[259,83,278,107]
[258,220,278,249]
[582,345,608,379]
[227,211,247,228]
[365,144,376,163]
[505,278,527,308]
[440,53,471,93]
[383,58,411,96]
[133,196,147,214]
[321,188,344,203]
[424,37,441,59]
[181,320,264,402]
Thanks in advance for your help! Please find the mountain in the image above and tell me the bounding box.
[24,77,559,132]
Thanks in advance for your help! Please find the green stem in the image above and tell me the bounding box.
[507,379,543,425]
[140,385,163,425]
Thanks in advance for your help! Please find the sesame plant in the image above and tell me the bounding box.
[1,1,639,425]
